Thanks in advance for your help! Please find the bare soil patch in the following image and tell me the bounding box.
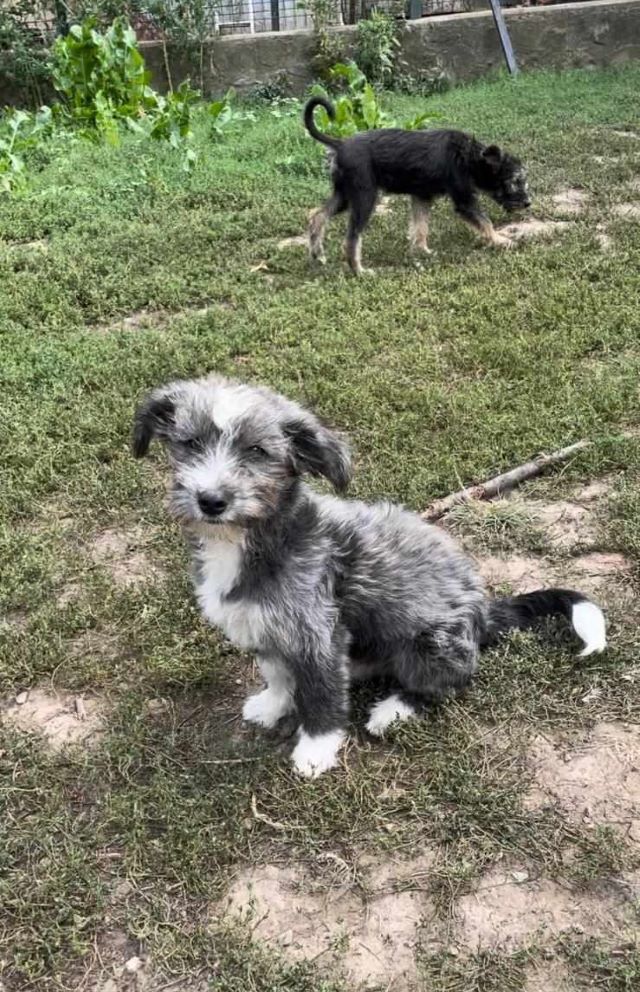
[530,499,597,550]
[595,223,613,251]
[95,304,214,334]
[455,864,636,951]
[219,853,440,988]
[551,188,590,214]
[91,527,165,589]
[525,959,575,992]
[476,554,556,593]
[498,218,570,241]
[466,477,634,600]
[477,550,632,599]
[376,195,393,215]
[524,723,640,846]
[277,234,308,250]
[612,202,640,220]
[2,688,104,750]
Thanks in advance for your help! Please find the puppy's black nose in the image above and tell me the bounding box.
[197,493,228,518]
[523,198,532,209]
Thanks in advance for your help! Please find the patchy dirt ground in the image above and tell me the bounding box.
[551,188,591,215]
[91,526,166,589]
[456,865,636,951]
[469,477,634,601]
[219,854,440,988]
[498,217,570,241]
[525,723,640,846]
[524,959,575,992]
[1,688,104,749]
[613,202,640,220]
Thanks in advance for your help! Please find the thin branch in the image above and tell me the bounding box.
[421,439,592,521]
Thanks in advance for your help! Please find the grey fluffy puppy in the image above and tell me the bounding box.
[133,375,606,778]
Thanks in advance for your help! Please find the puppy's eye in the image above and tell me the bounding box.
[180,437,201,452]
[248,445,268,458]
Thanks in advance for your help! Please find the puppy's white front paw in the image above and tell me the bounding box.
[366,694,416,737]
[291,730,345,779]
[242,688,292,729]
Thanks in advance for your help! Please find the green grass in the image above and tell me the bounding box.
[1,65,640,990]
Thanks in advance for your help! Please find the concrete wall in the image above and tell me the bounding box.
[140,0,640,97]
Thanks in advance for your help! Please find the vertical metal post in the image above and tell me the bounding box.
[271,0,280,30]
[488,0,518,75]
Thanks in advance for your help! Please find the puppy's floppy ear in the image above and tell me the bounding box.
[285,414,352,492]
[482,144,503,168]
[133,388,176,458]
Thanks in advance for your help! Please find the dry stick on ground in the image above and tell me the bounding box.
[250,794,305,833]
[421,439,592,522]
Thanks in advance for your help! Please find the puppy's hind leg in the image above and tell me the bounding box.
[366,632,479,737]
[409,197,433,255]
[344,189,377,276]
[308,190,347,265]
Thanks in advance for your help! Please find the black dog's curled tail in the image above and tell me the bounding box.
[483,589,606,657]
[304,96,340,148]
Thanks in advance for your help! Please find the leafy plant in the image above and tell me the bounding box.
[0,106,53,192]
[49,17,201,169]
[312,61,439,138]
[355,10,400,88]
[149,81,200,169]
[394,62,452,98]
[51,17,159,141]
[247,72,292,104]
[208,89,256,139]
[313,62,389,136]
[0,1,54,107]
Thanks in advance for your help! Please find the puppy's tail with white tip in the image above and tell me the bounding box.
[483,589,606,656]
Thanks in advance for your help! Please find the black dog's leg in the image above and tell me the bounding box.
[409,197,433,254]
[308,189,347,264]
[453,194,512,248]
[344,188,377,275]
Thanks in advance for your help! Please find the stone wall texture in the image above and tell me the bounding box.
[139,0,640,97]
[2,0,639,105]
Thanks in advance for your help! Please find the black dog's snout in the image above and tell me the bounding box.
[197,493,228,518]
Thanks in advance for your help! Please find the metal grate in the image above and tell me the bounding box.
[213,0,314,35]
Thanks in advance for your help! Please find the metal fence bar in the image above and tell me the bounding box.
[488,0,518,74]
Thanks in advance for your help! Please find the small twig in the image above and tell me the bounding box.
[421,439,592,521]
[250,794,304,833]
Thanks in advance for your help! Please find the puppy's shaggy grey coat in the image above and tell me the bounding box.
[134,375,606,777]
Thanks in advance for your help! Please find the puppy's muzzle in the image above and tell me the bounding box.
[197,493,228,519]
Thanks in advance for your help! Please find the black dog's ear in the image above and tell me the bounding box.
[285,416,352,492]
[482,144,503,168]
[133,390,176,458]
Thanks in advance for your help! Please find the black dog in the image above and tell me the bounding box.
[304,96,531,275]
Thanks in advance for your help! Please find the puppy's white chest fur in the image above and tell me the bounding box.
[195,536,263,651]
